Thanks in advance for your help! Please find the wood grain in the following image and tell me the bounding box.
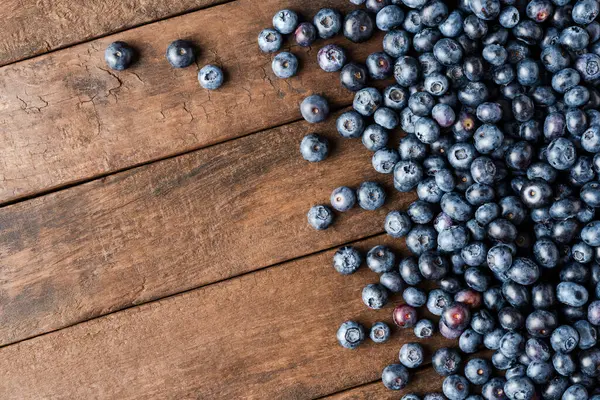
[0,109,415,346]
[0,0,383,204]
[0,0,229,67]
[0,235,454,399]
[325,368,445,400]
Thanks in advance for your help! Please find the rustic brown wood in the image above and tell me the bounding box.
[0,0,384,204]
[0,109,415,347]
[0,235,454,399]
[0,0,230,67]
[325,368,445,400]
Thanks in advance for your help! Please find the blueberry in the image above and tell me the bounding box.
[393,304,418,328]
[504,377,535,400]
[380,271,405,292]
[258,29,283,53]
[579,348,600,377]
[506,365,526,380]
[464,14,488,40]
[399,342,424,368]
[313,8,341,39]
[294,23,317,47]
[432,104,456,128]
[552,68,581,93]
[526,338,551,362]
[414,28,442,53]
[470,0,500,20]
[557,282,589,307]
[374,108,399,130]
[362,283,389,309]
[485,328,508,350]
[559,26,590,51]
[385,210,412,238]
[367,245,396,274]
[399,257,422,285]
[344,10,374,43]
[408,200,434,224]
[434,38,464,66]
[394,56,421,87]
[542,376,569,400]
[336,111,365,139]
[554,353,576,377]
[300,134,329,162]
[370,321,391,343]
[272,9,298,34]
[353,87,382,116]
[382,364,410,390]
[562,385,589,400]
[440,10,464,38]
[394,160,424,192]
[363,125,389,151]
[340,63,368,92]
[460,329,483,353]
[373,148,400,174]
[409,92,435,117]
[499,6,520,28]
[443,375,470,400]
[414,319,435,338]
[300,95,329,123]
[403,10,424,33]
[574,320,597,349]
[415,118,441,144]
[474,125,504,154]
[581,221,600,246]
[572,0,600,24]
[383,30,411,58]
[272,52,298,79]
[492,351,517,370]
[459,82,489,107]
[366,52,393,80]
[465,358,492,385]
[433,347,462,376]
[499,306,525,331]
[317,44,347,73]
[330,186,356,212]
[427,289,453,315]
[575,53,600,81]
[198,65,224,90]
[104,41,135,71]
[546,138,576,170]
[551,325,580,353]
[333,246,362,275]
[357,181,386,210]
[383,85,409,110]
[337,320,365,349]
[307,205,334,230]
[165,40,195,68]
[526,309,557,337]
[407,225,438,255]
[484,286,507,311]
[366,0,391,13]
[377,5,405,31]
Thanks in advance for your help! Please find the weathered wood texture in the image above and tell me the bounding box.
[0,0,383,204]
[0,109,414,347]
[0,235,453,399]
[325,368,445,400]
[0,0,230,67]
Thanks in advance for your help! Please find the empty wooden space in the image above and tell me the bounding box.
[0,236,455,399]
[0,0,456,398]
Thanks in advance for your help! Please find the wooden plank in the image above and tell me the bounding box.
[0,0,230,67]
[325,368,445,400]
[0,235,454,399]
[0,109,415,347]
[0,0,382,204]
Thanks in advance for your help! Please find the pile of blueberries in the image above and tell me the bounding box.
[103,40,224,90]
[259,0,600,398]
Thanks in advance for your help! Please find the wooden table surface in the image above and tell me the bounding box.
[0,0,478,398]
